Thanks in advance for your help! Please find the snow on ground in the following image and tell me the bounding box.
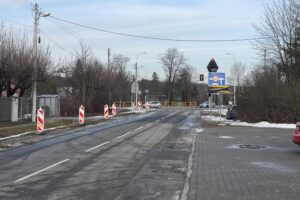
[201,114,296,129]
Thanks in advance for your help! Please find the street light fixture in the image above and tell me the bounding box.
[31,3,50,122]
[226,53,236,106]
[134,52,147,108]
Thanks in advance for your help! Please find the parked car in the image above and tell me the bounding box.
[147,101,161,108]
[199,101,215,108]
[226,105,238,120]
[292,120,300,145]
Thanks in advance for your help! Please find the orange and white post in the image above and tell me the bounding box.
[112,103,117,117]
[37,107,44,133]
[79,105,85,125]
[138,100,141,111]
[104,104,109,120]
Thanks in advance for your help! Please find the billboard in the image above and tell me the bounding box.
[208,72,225,86]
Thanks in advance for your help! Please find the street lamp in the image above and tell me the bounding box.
[31,3,50,122]
[226,53,236,106]
[135,52,147,107]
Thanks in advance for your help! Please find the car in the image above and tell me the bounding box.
[293,120,300,145]
[226,105,238,120]
[199,101,215,108]
[146,101,161,108]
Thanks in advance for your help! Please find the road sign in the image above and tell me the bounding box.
[208,72,225,86]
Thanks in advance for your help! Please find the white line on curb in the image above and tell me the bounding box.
[84,141,111,152]
[117,132,132,139]
[15,159,70,183]
[0,126,65,141]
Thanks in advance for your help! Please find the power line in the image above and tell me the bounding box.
[50,16,262,43]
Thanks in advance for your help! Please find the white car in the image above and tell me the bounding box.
[147,101,161,108]
[199,101,215,108]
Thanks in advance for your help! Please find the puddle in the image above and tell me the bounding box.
[251,162,296,173]
[219,136,234,139]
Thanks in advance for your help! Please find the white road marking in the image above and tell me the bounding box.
[84,141,111,152]
[135,126,144,131]
[146,123,153,126]
[117,132,132,139]
[195,128,204,133]
[155,120,160,122]
[219,136,234,139]
[15,159,70,183]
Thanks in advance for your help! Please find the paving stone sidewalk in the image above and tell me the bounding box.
[189,125,300,200]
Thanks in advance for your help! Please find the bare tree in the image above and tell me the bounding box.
[63,42,104,112]
[160,48,187,101]
[253,0,300,83]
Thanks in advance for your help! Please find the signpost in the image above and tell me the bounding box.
[208,72,225,86]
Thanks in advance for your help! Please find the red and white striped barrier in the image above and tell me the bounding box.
[37,107,44,133]
[138,101,141,111]
[79,105,85,125]
[112,103,117,117]
[132,102,134,111]
[104,104,109,120]
[145,102,149,110]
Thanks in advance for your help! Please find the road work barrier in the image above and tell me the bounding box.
[112,103,117,117]
[138,101,141,111]
[79,105,85,125]
[104,104,109,119]
[37,107,44,133]
[131,102,134,111]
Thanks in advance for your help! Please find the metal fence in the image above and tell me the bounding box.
[115,101,198,107]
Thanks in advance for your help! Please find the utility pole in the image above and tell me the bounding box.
[108,48,111,71]
[264,49,267,68]
[135,62,138,107]
[31,3,50,123]
[31,3,39,123]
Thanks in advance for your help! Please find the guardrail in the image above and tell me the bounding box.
[115,101,198,107]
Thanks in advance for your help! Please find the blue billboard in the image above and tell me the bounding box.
[208,72,225,86]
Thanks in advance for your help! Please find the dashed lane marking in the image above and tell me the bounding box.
[84,141,111,152]
[117,132,132,139]
[15,159,70,183]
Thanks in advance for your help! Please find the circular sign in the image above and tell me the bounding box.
[212,76,219,82]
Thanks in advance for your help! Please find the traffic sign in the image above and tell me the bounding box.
[208,72,225,86]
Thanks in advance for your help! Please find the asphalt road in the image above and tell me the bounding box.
[0,108,199,200]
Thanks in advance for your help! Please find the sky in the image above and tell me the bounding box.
[0,0,274,82]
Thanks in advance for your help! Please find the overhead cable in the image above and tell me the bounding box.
[50,16,262,43]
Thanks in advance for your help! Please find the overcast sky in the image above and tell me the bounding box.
[0,0,273,81]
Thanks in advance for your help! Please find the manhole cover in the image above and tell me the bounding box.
[238,144,266,149]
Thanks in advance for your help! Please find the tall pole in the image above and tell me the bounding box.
[108,48,111,71]
[264,49,267,68]
[135,62,138,107]
[134,52,146,108]
[226,53,236,106]
[31,3,39,122]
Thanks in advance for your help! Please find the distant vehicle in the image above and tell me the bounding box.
[199,101,215,108]
[226,105,238,120]
[147,101,161,108]
[293,120,300,145]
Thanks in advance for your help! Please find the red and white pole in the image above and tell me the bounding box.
[132,102,134,111]
[138,101,141,111]
[112,103,117,117]
[79,105,85,125]
[37,107,44,133]
[104,104,109,120]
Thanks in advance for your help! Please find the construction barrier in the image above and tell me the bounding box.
[104,104,109,119]
[37,107,44,133]
[138,101,141,111]
[132,102,134,111]
[112,103,117,117]
[79,105,85,125]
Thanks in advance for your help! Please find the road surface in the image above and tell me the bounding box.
[0,108,198,200]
